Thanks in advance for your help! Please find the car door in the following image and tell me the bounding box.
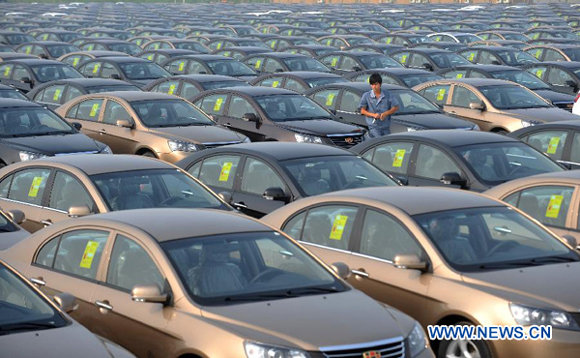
[360,140,415,184]
[567,132,580,169]
[244,56,266,74]
[222,95,264,141]
[417,83,451,107]
[195,93,229,124]
[408,143,465,187]
[281,204,360,269]
[10,65,33,92]
[263,58,284,73]
[336,89,366,127]
[347,208,431,324]
[445,85,490,130]
[0,167,52,232]
[519,129,571,166]
[187,154,242,201]
[546,67,578,95]
[99,99,139,154]
[90,233,172,358]
[64,98,105,140]
[231,156,289,218]
[31,84,66,110]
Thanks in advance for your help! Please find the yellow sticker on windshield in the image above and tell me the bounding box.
[3,66,10,77]
[53,89,61,101]
[386,37,393,44]
[214,97,224,111]
[25,46,31,54]
[147,54,154,60]
[87,45,94,51]
[437,88,446,101]
[546,195,564,218]
[535,49,542,58]
[219,162,233,182]
[547,137,561,154]
[331,58,338,66]
[326,93,335,106]
[216,42,222,50]
[330,214,348,240]
[456,73,464,79]
[392,149,406,168]
[178,62,185,71]
[272,80,279,88]
[255,60,261,69]
[270,41,276,48]
[80,240,99,269]
[468,53,475,61]
[28,176,43,197]
[89,103,100,117]
[92,63,100,74]
[535,69,544,77]
[43,34,49,40]
[401,55,408,63]
[72,57,79,67]
[168,84,176,95]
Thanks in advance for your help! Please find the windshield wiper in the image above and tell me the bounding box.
[0,321,57,335]
[531,256,578,264]
[224,293,295,302]
[30,131,73,136]
[479,261,539,270]
[286,287,341,296]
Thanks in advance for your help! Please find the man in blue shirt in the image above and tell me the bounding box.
[359,73,399,138]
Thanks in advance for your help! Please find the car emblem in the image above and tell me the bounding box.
[362,352,381,358]
[345,137,353,144]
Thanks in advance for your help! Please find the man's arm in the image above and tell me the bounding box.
[360,107,380,120]
[379,105,399,120]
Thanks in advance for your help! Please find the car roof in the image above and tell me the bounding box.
[172,54,233,61]
[537,61,580,68]
[447,64,517,72]
[76,208,270,242]
[27,154,172,175]
[42,78,134,86]
[88,90,175,102]
[310,82,405,92]
[210,86,296,96]
[4,59,64,65]
[261,71,342,79]
[467,46,518,51]
[91,57,150,63]
[427,78,518,87]
[355,68,436,75]
[355,130,517,149]
[174,74,245,82]
[251,52,310,59]
[0,98,40,108]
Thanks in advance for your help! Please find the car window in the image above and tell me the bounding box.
[284,78,306,92]
[461,50,478,62]
[451,86,481,107]
[409,54,429,68]
[415,144,461,179]
[479,51,501,65]
[197,94,228,115]
[258,76,284,88]
[0,174,13,198]
[544,49,566,62]
[547,68,574,86]
[0,64,14,79]
[525,130,568,161]
[282,211,306,240]
[570,132,580,163]
[443,70,468,79]
[528,48,544,60]
[419,84,450,105]
[311,89,340,110]
[510,186,575,229]
[167,59,189,75]
[63,85,83,102]
[153,80,180,96]
[182,82,200,98]
[8,168,51,206]
[340,56,358,71]
[320,55,340,68]
[339,90,361,113]
[103,101,131,125]
[300,205,358,251]
[359,209,422,261]
[100,63,120,78]
[12,65,29,81]
[240,158,285,195]
[107,234,164,291]
[35,84,66,105]
[391,51,410,66]
[48,171,94,213]
[526,65,548,80]
[264,58,284,73]
[226,96,258,119]
[52,230,109,280]
[198,155,241,190]
[81,62,102,77]
[245,56,265,71]
[69,99,104,121]
[365,141,414,174]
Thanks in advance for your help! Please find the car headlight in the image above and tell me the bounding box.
[245,342,311,358]
[407,322,428,357]
[510,303,580,331]
[242,136,251,143]
[521,120,536,128]
[168,140,198,152]
[100,145,113,154]
[472,124,480,131]
[19,151,47,161]
[406,127,417,132]
[295,133,323,144]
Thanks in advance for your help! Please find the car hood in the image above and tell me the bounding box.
[393,112,475,130]
[501,107,580,122]
[128,79,156,88]
[0,321,119,357]
[532,89,575,104]
[276,119,363,136]
[231,75,257,82]
[462,262,580,311]
[148,125,245,144]
[0,229,30,251]
[1,132,101,155]
[201,290,409,350]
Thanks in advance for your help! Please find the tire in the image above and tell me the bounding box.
[141,151,156,158]
[492,129,508,135]
[437,322,492,358]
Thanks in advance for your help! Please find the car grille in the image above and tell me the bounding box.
[201,141,242,150]
[553,102,574,112]
[327,133,364,148]
[571,312,580,327]
[54,151,100,156]
[320,337,405,358]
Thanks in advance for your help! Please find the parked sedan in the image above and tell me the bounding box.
[351,130,564,191]
[78,57,170,89]
[16,42,80,60]
[346,68,443,88]
[57,50,130,69]
[79,40,142,56]
[136,49,200,66]
[413,79,580,132]
[524,61,580,96]
[144,74,249,98]
[459,46,539,67]
[176,142,400,217]
[1,208,432,358]
[191,87,365,148]
[0,84,28,101]
[56,92,248,163]
[262,186,580,358]
[0,154,231,232]
[162,54,257,81]
[251,71,347,93]
[0,59,83,93]
[317,51,402,75]
[242,52,331,74]
[524,44,580,62]
[390,48,471,72]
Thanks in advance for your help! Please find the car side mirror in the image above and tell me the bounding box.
[71,122,82,130]
[116,119,134,128]
[54,293,78,313]
[242,113,260,123]
[275,68,284,73]
[131,284,170,305]
[352,66,361,72]
[562,235,578,250]
[218,191,232,203]
[469,101,485,110]
[263,187,290,203]
[440,172,468,189]
[491,60,501,65]
[6,209,25,224]
[21,77,31,84]
[110,74,121,80]
[68,205,91,218]
[422,63,433,71]
[394,254,428,272]
[330,262,350,279]
[199,71,207,74]
[565,80,579,91]
[396,176,408,186]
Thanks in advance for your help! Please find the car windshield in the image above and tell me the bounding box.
[505,33,529,42]
[206,60,255,76]
[496,50,539,66]
[347,37,374,45]
[202,81,250,90]
[400,73,443,87]
[490,70,550,90]
[59,33,82,42]
[456,142,564,186]
[161,231,345,305]
[87,85,141,93]
[563,48,580,62]
[256,94,332,122]
[408,36,433,44]
[176,42,209,53]
[119,62,170,80]
[359,55,402,69]
[430,53,471,68]
[413,207,577,272]
[91,168,226,211]
[478,85,550,109]
[0,108,74,137]
[455,34,482,44]
[5,34,35,45]
[31,65,83,82]
[108,43,142,55]
[0,90,28,101]
[238,40,268,47]
[550,31,580,40]
[46,45,78,58]
[0,263,67,334]
[391,89,442,114]
[283,155,399,196]
[131,99,214,127]
[283,57,330,72]
[306,77,348,88]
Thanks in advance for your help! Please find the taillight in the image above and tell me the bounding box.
[575,93,580,103]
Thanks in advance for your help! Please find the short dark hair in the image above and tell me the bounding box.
[369,73,382,85]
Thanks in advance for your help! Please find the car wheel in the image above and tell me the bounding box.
[437,322,492,358]
[141,150,156,158]
[492,129,508,135]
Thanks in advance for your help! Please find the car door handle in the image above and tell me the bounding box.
[41,220,52,227]
[30,277,46,287]
[223,123,232,127]
[98,129,107,134]
[95,300,113,311]
[232,202,248,209]
[351,269,369,278]
[448,111,457,114]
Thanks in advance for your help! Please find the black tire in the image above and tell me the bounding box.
[437,321,492,358]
